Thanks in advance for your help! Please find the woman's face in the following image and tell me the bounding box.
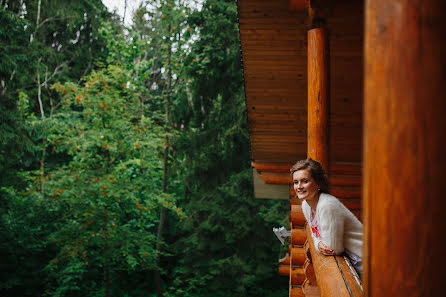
[293,169,319,202]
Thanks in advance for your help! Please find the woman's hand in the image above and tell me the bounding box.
[318,241,335,256]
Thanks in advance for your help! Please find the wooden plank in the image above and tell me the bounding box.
[239,29,305,40]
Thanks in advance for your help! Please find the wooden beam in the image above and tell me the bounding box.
[364,0,446,296]
[307,28,329,169]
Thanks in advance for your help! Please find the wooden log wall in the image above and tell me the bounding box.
[364,0,446,296]
[289,203,312,297]
[325,0,364,165]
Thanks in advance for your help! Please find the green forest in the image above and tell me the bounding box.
[0,0,289,296]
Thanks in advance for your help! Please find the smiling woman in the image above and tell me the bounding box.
[290,158,363,277]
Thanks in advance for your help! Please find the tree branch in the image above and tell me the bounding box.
[41,62,66,87]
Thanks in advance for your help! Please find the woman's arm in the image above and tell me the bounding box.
[318,202,345,255]
[302,202,323,252]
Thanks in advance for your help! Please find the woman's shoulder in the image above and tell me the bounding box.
[317,193,345,212]
[319,193,342,206]
[301,200,311,214]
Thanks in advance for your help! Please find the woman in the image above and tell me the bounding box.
[290,158,363,276]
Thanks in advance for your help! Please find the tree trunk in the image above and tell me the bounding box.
[30,0,41,43]
[154,23,172,297]
[37,60,46,196]
[123,0,127,24]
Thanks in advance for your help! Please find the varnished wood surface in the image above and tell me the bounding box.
[290,286,306,297]
[303,280,320,297]
[290,204,307,226]
[326,0,364,164]
[238,0,308,164]
[364,0,446,296]
[291,227,307,245]
[304,258,317,285]
[291,246,307,266]
[308,28,329,170]
[239,0,364,165]
[291,267,307,285]
[305,225,363,297]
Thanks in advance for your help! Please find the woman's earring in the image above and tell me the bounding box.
[318,188,321,191]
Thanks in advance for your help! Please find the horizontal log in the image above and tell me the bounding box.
[278,264,290,276]
[290,204,306,226]
[329,175,361,187]
[252,161,292,172]
[239,22,304,30]
[279,253,291,265]
[291,247,306,266]
[290,0,309,11]
[291,267,306,285]
[291,228,307,245]
[242,49,307,56]
[338,199,361,210]
[259,172,291,184]
[328,162,361,175]
[330,186,361,199]
[248,127,306,135]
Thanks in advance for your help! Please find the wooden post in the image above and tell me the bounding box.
[307,28,329,170]
[364,0,446,296]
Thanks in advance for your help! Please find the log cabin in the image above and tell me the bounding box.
[237,0,446,296]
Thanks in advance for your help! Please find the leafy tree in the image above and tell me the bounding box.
[0,2,115,295]
[10,65,183,297]
[1,1,289,297]
[164,1,290,296]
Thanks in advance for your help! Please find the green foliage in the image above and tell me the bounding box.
[1,2,117,293]
[42,66,182,296]
[163,1,289,296]
[1,1,289,297]
[167,170,289,297]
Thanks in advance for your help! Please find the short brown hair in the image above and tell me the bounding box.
[290,158,329,193]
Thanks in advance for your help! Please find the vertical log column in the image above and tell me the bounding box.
[364,1,446,296]
[298,27,329,297]
[307,28,329,170]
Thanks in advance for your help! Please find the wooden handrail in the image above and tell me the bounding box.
[305,225,363,297]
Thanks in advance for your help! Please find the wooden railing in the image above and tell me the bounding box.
[305,225,362,297]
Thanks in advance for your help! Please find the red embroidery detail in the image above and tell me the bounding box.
[311,225,321,239]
